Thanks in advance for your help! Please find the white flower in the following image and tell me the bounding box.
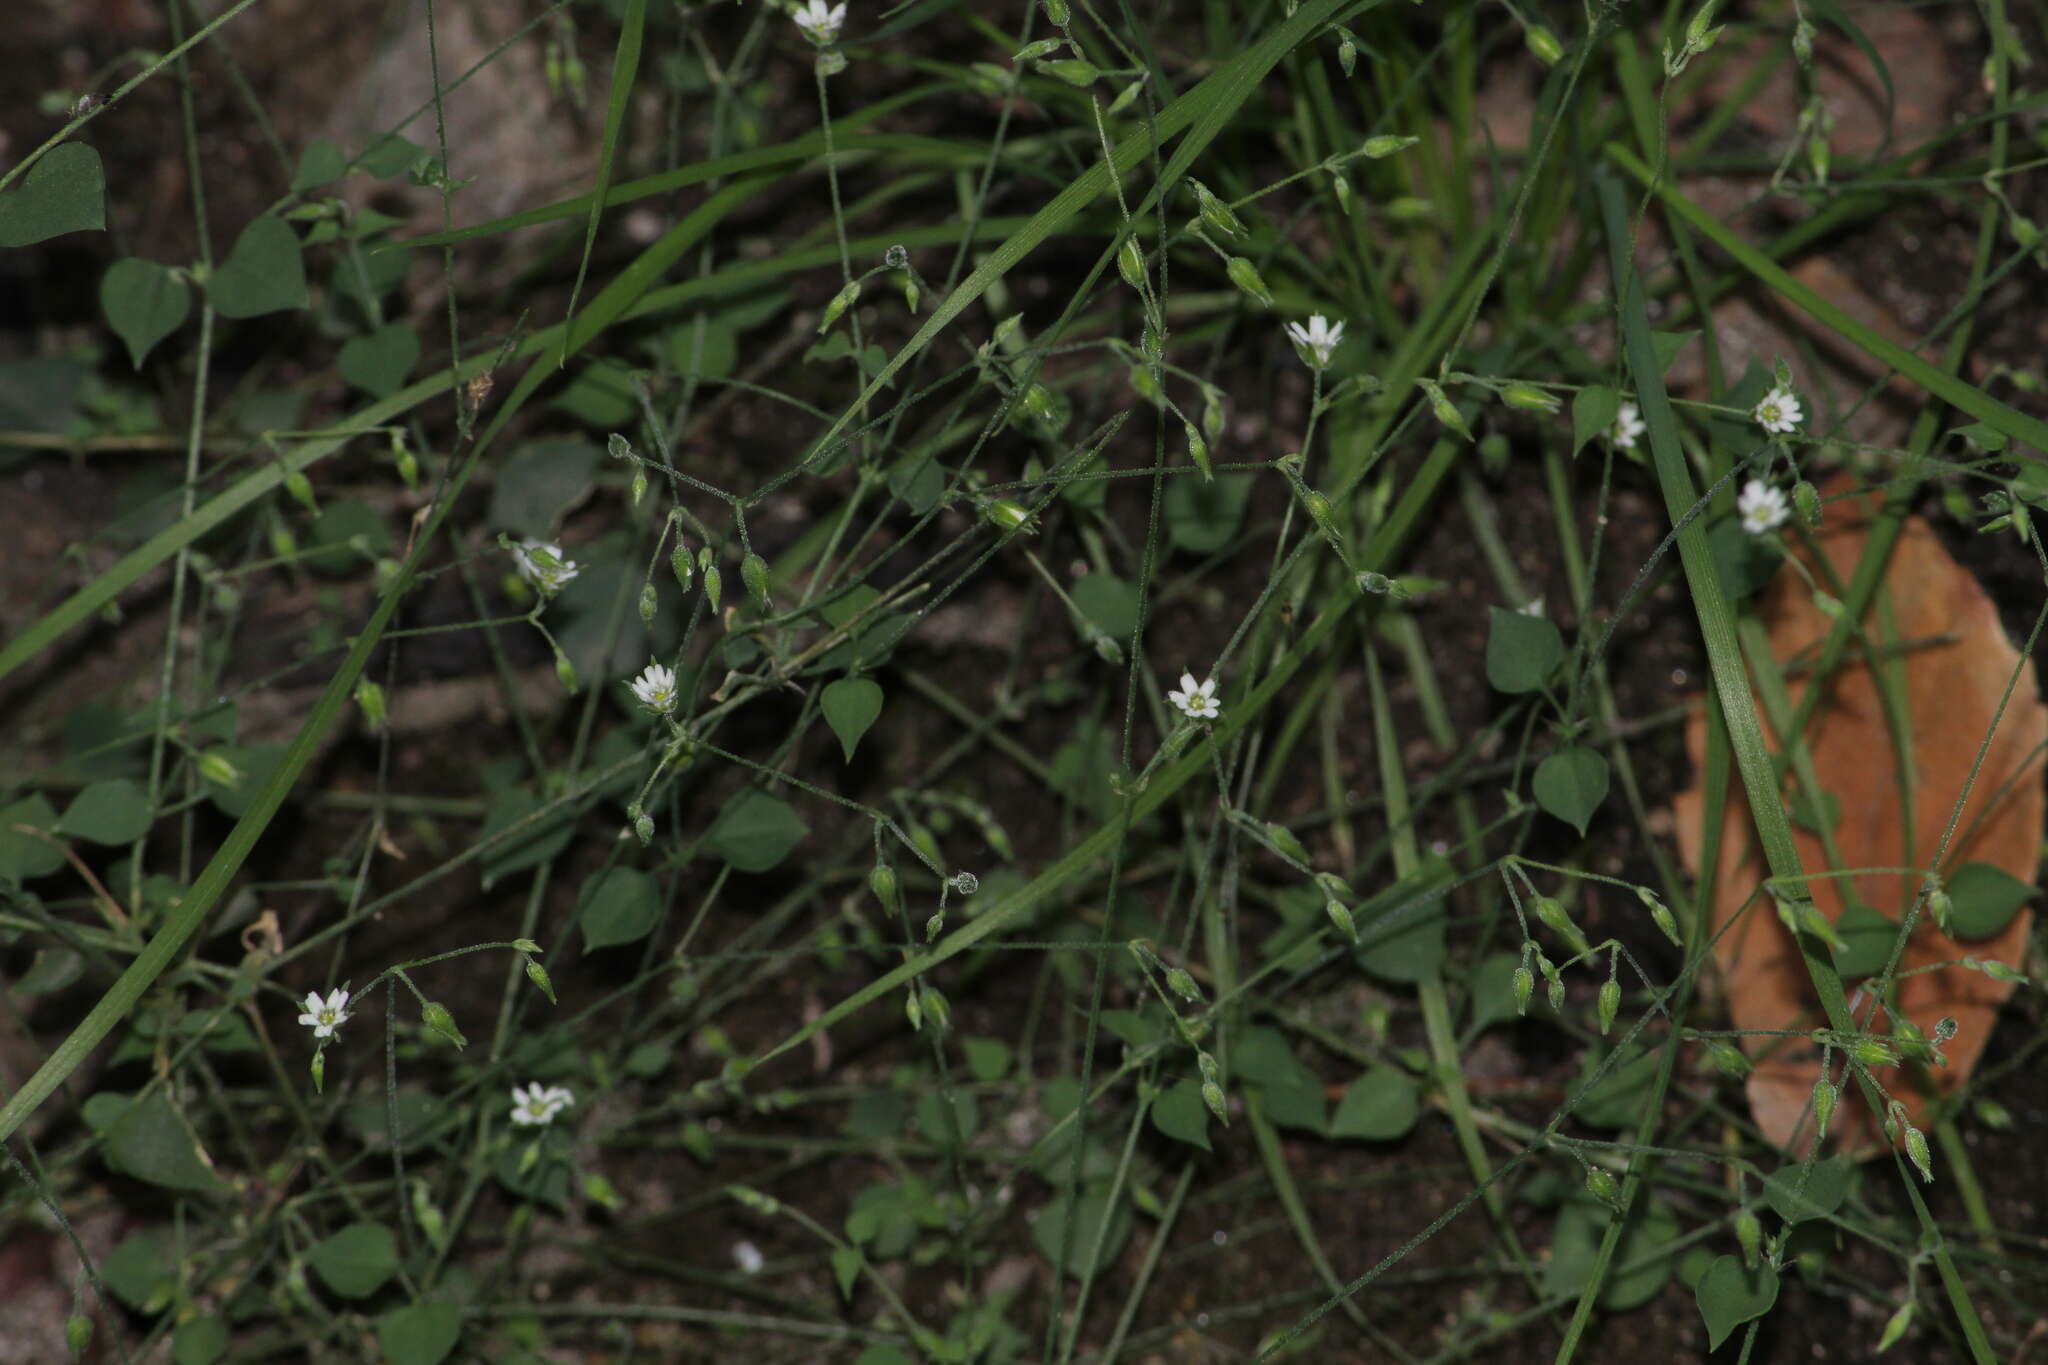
[1284,314,1345,370]
[1611,402,1645,450]
[733,1241,766,1275]
[1519,595,1545,618]
[1167,671,1221,721]
[298,987,351,1040]
[628,661,678,714]
[792,0,846,43]
[513,540,580,598]
[1737,479,1790,536]
[510,1082,576,1126]
[1752,386,1803,435]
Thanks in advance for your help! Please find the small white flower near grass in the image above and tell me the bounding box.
[510,1083,575,1127]
[1284,314,1344,370]
[733,1241,766,1275]
[1738,480,1790,536]
[792,0,846,43]
[1168,672,1221,721]
[298,988,351,1039]
[513,540,580,598]
[628,662,678,714]
[1752,387,1803,435]
[1611,402,1645,450]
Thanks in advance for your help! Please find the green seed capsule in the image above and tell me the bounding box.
[525,959,557,1003]
[1534,897,1589,953]
[1325,899,1357,942]
[670,543,693,592]
[1735,1211,1763,1267]
[66,1315,93,1359]
[639,582,657,628]
[1812,1078,1836,1138]
[1525,24,1564,65]
[1166,967,1202,1001]
[1362,134,1419,158]
[1794,480,1822,526]
[1708,1040,1752,1078]
[1512,965,1534,1015]
[310,1049,326,1093]
[1191,180,1246,239]
[1904,1126,1934,1182]
[1303,490,1334,531]
[1118,236,1145,289]
[925,911,944,941]
[633,812,654,846]
[1043,0,1068,24]
[1184,421,1212,481]
[1501,381,1561,414]
[1225,256,1274,308]
[1585,1166,1619,1204]
[869,864,899,912]
[818,280,860,333]
[554,650,579,694]
[1264,822,1310,864]
[741,552,771,610]
[355,679,388,731]
[1039,58,1099,86]
[1926,884,1953,935]
[905,989,923,1031]
[1337,31,1356,77]
[1201,1080,1228,1123]
[1597,979,1620,1035]
[702,564,722,614]
[285,470,318,514]
[421,1001,466,1048]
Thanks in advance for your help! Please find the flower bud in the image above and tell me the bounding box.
[555,649,579,694]
[1362,134,1419,158]
[1501,381,1561,414]
[1534,896,1589,953]
[1225,257,1273,308]
[1013,38,1062,62]
[1202,388,1226,444]
[395,443,420,489]
[1849,1037,1900,1069]
[921,986,951,1036]
[285,469,319,514]
[639,582,657,628]
[1184,421,1212,481]
[310,1048,326,1093]
[633,812,654,845]
[1263,822,1310,864]
[869,863,899,911]
[631,469,649,506]
[1330,171,1353,216]
[1043,0,1069,24]
[925,911,944,941]
[1637,887,1682,945]
[702,564,722,614]
[525,958,557,1004]
[1190,180,1246,239]
[1597,978,1620,1035]
[983,499,1035,534]
[1356,570,1395,595]
[1904,1126,1934,1182]
[608,431,632,461]
[1525,24,1564,65]
[1584,1166,1619,1204]
[1926,883,1953,935]
[1166,967,1203,1002]
[197,749,242,788]
[1876,1301,1914,1352]
[1708,1039,1752,1078]
[1513,965,1534,1015]
[1039,58,1099,86]
[421,1001,467,1048]
[1118,236,1145,289]
[1201,1080,1228,1123]
[1793,479,1822,526]
[66,1315,92,1359]
[1302,489,1334,532]
[1337,31,1357,77]
[356,678,388,731]
[1325,899,1357,942]
[1811,1078,1836,1138]
[818,280,860,333]
[671,542,693,592]
[1106,79,1142,115]
[1735,1210,1763,1267]
[1418,378,1472,442]
[741,552,771,610]
[905,989,923,1031]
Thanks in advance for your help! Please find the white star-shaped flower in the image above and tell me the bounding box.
[513,540,580,598]
[792,0,846,43]
[1611,402,1645,450]
[298,987,351,1039]
[1284,314,1345,370]
[1752,386,1803,435]
[1167,671,1221,721]
[628,661,678,714]
[510,1082,576,1126]
[1737,479,1790,536]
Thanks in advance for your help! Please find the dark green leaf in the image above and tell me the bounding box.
[1467,951,1523,1030]
[486,440,599,538]
[888,452,945,515]
[1695,1254,1778,1350]
[1329,1066,1421,1141]
[304,499,394,575]
[821,677,883,762]
[1031,1181,1131,1279]
[291,139,347,192]
[1151,1078,1211,1151]
[1485,607,1563,693]
[0,793,66,879]
[0,143,105,247]
[57,778,152,845]
[1830,903,1900,979]
[1573,1041,1660,1129]
[203,743,288,820]
[358,133,426,180]
[1070,572,1140,640]
[375,1302,463,1365]
[1571,384,1621,457]
[100,1228,175,1312]
[102,259,189,369]
[103,1089,226,1193]
[1945,861,2033,939]
[913,1089,978,1147]
[666,316,737,378]
[1763,1155,1853,1225]
[710,788,808,873]
[14,947,83,996]
[1232,1027,1326,1135]
[207,217,308,318]
[579,866,661,951]
[478,785,578,888]
[306,1222,399,1299]
[1164,471,1254,553]
[1707,516,1785,602]
[1353,862,1452,984]
[1533,746,1609,835]
[172,1316,229,1365]
[1544,1196,1680,1311]
[549,358,637,428]
[339,323,420,398]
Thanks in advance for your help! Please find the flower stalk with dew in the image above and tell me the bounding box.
[1285,314,1345,370]
[1752,385,1804,434]
[509,1083,576,1127]
[298,987,351,1039]
[1611,401,1645,450]
[1167,671,1220,721]
[790,0,845,44]
[512,540,580,599]
[1737,479,1790,535]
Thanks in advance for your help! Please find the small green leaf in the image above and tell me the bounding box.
[375,1302,463,1365]
[338,323,420,398]
[57,778,152,845]
[1533,747,1609,835]
[1650,329,1698,377]
[1070,572,1141,641]
[14,947,83,996]
[1571,384,1621,457]
[171,1316,228,1365]
[102,259,190,369]
[1485,607,1564,693]
[207,217,308,318]
[0,793,66,880]
[103,1089,226,1193]
[830,1246,863,1302]
[1830,903,1900,979]
[291,139,348,192]
[306,1222,399,1299]
[1231,1027,1327,1134]
[487,440,600,539]
[1031,1182,1132,1279]
[710,788,808,873]
[0,143,105,247]
[304,499,394,575]
[1353,864,1451,984]
[579,866,661,951]
[1329,1066,1421,1140]
[1164,471,1254,553]
[1762,1155,1853,1224]
[1695,1254,1779,1350]
[1944,861,2033,939]
[477,785,577,887]
[1151,1078,1212,1151]
[358,133,426,180]
[100,1228,175,1312]
[821,677,883,762]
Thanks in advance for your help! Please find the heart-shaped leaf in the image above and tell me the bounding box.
[102,259,189,369]
[1150,1078,1211,1151]
[579,866,661,951]
[1329,1065,1422,1141]
[1571,384,1621,457]
[305,1222,399,1299]
[821,677,883,762]
[1694,1254,1779,1350]
[710,788,808,873]
[57,778,152,846]
[1485,607,1563,694]
[0,143,105,247]
[338,322,420,398]
[375,1302,462,1365]
[207,217,308,318]
[1533,746,1609,835]
[1943,860,2033,939]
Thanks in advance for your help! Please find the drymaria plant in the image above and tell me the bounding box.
[0,0,2042,1360]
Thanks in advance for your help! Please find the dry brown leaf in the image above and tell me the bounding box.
[1674,486,2044,1156]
